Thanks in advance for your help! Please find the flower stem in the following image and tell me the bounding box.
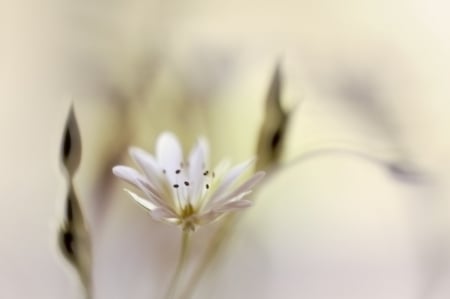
[86,286,93,299]
[164,230,190,299]
[180,215,235,299]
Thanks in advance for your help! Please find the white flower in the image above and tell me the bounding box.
[112,132,265,231]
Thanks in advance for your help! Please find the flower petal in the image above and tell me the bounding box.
[207,171,264,208]
[217,190,252,206]
[124,189,157,211]
[156,132,184,167]
[213,199,253,213]
[195,210,222,225]
[188,137,209,203]
[213,159,231,179]
[150,207,178,222]
[124,189,178,222]
[156,132,184,184]
[209,158,256,202]
[136,178,176,212]
[129,147,167,195]
[112,165,143,187]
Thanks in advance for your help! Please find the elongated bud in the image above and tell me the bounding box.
[255,63,292,171]
[58,104,92,297]
[58,186,92,292]
[62,105,82,176]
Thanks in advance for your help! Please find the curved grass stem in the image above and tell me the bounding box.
[179,141,413,298]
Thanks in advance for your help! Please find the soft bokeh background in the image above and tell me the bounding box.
[1,0,450,298]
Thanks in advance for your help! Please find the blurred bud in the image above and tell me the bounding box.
[58,187,92,294]
[255,64,292,171]
[61,105,82,176]
[58,105,92,297]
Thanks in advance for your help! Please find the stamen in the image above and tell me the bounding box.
[205,184,210,189]
[203,170,209,176]
[184,181,190,186]
[175,169,181,174]
[173,184,179,188]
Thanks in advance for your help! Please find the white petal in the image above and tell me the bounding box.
[150,207,178,222]
[129,147,166,194]
[156,132,183,183]
[213,199,253,213]
[229,171,265,198]
[124,189,178,222]
[196,210,222,225]
[217,190,252,206]
[113,166,175,211]
[212,159,231,180]
[189,137,209,170]
[112,165,143,187]
[208,171,265,208]
[188,137,209,202]
[209,158,256,203]
[193,159,231,209]
[135,178,175,212]
[197,198,253,225]
[124,189,157,211]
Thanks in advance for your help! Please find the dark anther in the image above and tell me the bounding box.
[175,169,181,174]
[203,170,209,176]
[205,184,210,189]
[184,181,190,186]
[173,184,179,188]
[163,169,167,174]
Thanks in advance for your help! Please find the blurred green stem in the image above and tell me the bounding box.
[164,230,190,299]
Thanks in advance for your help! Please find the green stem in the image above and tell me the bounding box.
[164,230,190,299]
[86,287,92,299]
[179,215,235,299]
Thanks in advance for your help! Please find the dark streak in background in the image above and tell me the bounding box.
[255,64,292,171]
[58,105,92,298]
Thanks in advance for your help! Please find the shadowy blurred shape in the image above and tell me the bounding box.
[58,105,92,298]
[255,64,293,171]
[61,107,82,177]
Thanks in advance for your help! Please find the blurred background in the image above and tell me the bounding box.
[1,0,450,298]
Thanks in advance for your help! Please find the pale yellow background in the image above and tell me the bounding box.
[1,0,450,298]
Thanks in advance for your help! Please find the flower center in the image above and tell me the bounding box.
[165,164,216,210]
[180,203,196,231]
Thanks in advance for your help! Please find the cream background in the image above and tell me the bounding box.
[1,0,450,298]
